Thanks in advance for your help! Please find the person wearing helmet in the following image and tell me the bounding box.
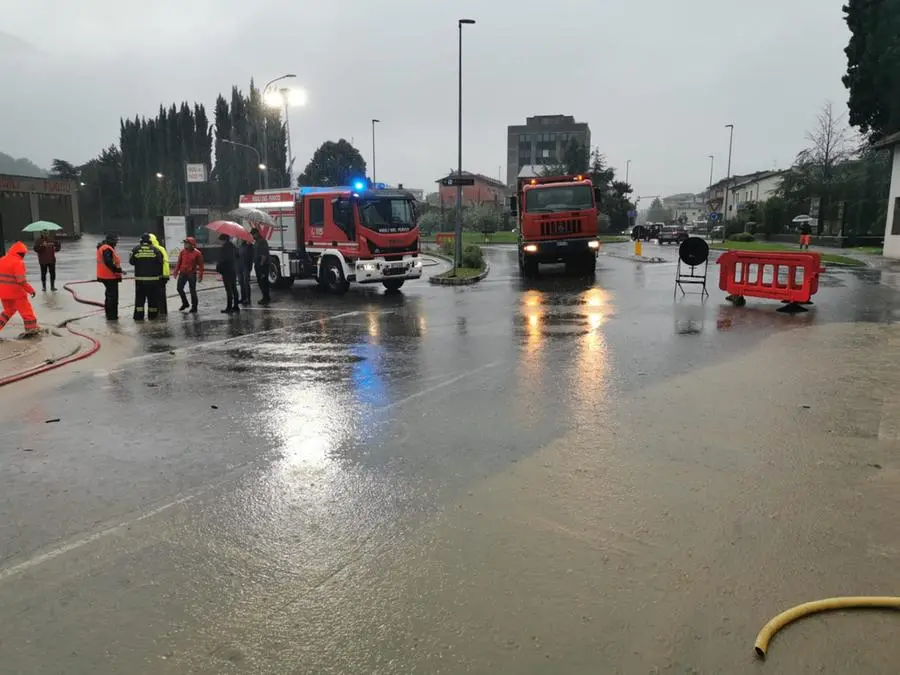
[148,233,170,316]
[129,233,163,320]
[0,241,39,334]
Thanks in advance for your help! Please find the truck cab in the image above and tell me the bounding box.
[510,175,601,277]
[238,183,422,294]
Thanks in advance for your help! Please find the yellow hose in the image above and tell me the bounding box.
[755,596,900,659]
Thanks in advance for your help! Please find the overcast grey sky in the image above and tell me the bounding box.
[0,0,850,197]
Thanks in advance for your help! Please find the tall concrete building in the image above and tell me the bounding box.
[506,114,591,187]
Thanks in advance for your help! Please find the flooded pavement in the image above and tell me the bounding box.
[2,240,900,672]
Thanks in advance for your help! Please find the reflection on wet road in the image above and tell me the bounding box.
[2,242,900,672]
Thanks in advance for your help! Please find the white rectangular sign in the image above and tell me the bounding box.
[185,163,208,183]
[162,216,186,257]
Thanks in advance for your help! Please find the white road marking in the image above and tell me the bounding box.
[4,362,500,581]
[99,310,377,375]
[0,495,194,583]
[378,361,503,411]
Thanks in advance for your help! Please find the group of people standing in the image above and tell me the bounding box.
[95,228,271,321]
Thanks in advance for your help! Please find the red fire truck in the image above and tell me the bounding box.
[510,174,601,277]
[237,183,422,294]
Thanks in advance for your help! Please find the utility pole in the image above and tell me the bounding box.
[260,74,296,189]
[455,18,476,269]
[371,119,380,183]
[625,159,631,185]
[723,124,734,226]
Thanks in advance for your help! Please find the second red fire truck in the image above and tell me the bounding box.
[237,182,422,294]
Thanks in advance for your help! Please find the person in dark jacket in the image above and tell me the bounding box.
[96,234,123,320]
[251,229,271,306]
[33,232,61,291]
[129,233,163,320]
[216,234,240,314]
[238,239,254,306]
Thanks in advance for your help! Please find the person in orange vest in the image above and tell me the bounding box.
[0,241,39,335]
[96,233,124,320]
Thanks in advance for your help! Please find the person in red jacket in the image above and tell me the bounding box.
[172,237,205,313]
[0,241,39,334]
[33,232,61,291]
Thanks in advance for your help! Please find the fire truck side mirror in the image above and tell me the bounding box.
[508,195,518,216]
[593,187,602,207]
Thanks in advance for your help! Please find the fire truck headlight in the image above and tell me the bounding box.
[361,263,376,271]
[588,240,600,249]
[413,258,423,268]
[523,244,538,253]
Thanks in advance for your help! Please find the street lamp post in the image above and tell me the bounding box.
[625,159,631,185]
[455,18,476,269]
[723,124,734,226]
[278,87,295,182]
[222,139,266,189]
[371,119,381,183]
[261,73,296,189]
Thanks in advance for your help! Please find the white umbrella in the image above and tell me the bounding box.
[228,207,276,227]
[791,214,813,223]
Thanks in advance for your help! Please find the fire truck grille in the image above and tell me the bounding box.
[540,219,582,237]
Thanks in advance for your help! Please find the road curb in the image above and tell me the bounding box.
[429,263,491,286]
[601,252,668,264]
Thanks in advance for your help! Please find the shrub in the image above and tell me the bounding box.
[440,239,455,257]
[727,232,756,242]
[461,244,484,269]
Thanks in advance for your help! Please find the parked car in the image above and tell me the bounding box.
[658,226,689,245]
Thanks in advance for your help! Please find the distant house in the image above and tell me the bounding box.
[435,171,509,208]
[728,171,785,211]
[874,131,900,258]
[705,170,784,220]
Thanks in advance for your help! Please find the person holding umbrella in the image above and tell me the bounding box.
[216,234,240,314]
[33,232,61,291]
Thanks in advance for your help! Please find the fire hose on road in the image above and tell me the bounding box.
[754,596,900,659]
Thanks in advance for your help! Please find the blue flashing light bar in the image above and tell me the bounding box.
[297,181,389,196]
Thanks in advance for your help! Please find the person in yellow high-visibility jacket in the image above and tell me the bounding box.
[148,233,170,316]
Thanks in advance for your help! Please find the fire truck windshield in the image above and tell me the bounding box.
[358,198,416,233]
[524,184,594,213]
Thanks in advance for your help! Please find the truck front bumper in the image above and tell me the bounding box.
[521,237,599,263]
[354,255,423,284]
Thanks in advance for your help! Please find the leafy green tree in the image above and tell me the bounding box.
[761,196,788,235]
[49,159,79,180]
[463,204,501,233]
[843,0,900,139]
[586,150,634,231]
[297,139,366,186]
[417,211,443,235]
[646,197,670,224]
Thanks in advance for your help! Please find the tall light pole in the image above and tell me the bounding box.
[706,154,715,220]
[625,159,631,185]
[371,119,381,183]
[222,139,266,189]
[723,124,734,225]
[279,87,295,182]
[261,73,296,189]
[455,18,476,269]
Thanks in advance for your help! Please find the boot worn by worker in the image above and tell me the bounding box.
[179,302,189,311]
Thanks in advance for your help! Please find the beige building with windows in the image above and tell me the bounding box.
[506,115,591,187]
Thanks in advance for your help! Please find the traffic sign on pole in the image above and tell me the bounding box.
[709,212,720,222]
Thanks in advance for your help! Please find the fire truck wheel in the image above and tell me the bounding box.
[321,257,350,294]
[268,259,294,289]
[382,279,405,292]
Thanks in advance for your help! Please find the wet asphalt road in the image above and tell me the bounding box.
[2,239,900,673]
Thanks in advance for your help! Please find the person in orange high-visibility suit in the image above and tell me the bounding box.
[0,241,39,334]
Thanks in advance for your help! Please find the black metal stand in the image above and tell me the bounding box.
[674,258,710,299]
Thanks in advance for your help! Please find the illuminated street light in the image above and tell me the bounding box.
[155,172,164,179]
[264,85,307,185]
[260,73,297,188]
[258,163,267,171]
